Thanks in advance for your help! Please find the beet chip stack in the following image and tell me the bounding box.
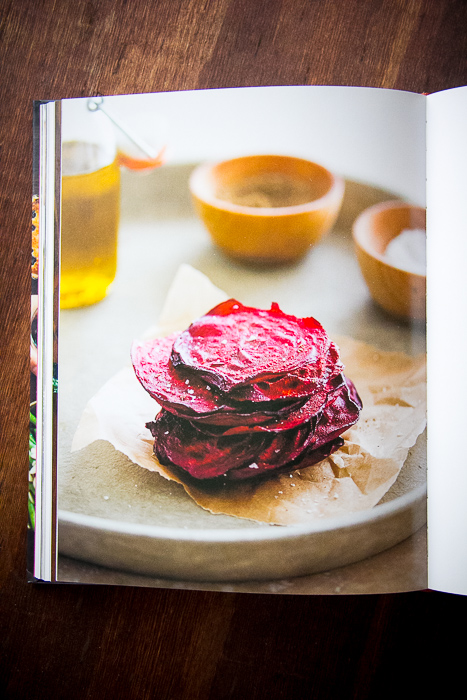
[131,300,362,481]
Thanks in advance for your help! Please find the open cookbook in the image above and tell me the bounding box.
[30,85,466,595]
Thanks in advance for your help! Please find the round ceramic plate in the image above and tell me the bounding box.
[57,172,426,583]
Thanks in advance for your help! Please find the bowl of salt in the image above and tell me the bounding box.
[352,200,426,321]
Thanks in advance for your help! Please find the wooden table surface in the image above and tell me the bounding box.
[1,1,466,697]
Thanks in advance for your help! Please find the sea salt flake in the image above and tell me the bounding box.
[385,228,426,275]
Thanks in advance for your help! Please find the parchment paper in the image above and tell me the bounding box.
[72,265,426,526]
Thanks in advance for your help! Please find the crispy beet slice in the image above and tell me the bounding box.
[132,335,308,426]
[310,376,362,449]
[219,379,361,480]
[183,395,309,426]
[222,375,346,435]
[220,389,329,435]
[226,341,343,403]
[148,409,316,480]
[171,299,341,396]
[147,411,269,480]
[147,377,361,481]
[226,436,344,480]
[132,334,224,415]
[223,375,359,438]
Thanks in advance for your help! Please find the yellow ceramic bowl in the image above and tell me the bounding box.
[352,201,426,321]
[189,155,345,264]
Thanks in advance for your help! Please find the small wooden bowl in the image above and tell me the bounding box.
[189,155,345,265]
[352,201,426,320]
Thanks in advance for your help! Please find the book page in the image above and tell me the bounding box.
[427,86,467,596]
[45,86,428,592]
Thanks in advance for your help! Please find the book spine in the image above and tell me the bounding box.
[29,100,61,583]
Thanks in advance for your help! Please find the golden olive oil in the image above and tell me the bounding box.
[60,142,121,308]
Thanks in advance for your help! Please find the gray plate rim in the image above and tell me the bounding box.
[58,481,426,544]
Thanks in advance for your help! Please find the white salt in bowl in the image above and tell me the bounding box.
[352,201,426,321]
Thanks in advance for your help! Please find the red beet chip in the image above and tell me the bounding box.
[131,334,224,415]
[310,376,362,450]
[222,388,330,435]
[147,378,361,481]
[132,335,309,426]
[147,411,269,480]
[171,299,341,396]
[211,377,361,480]
[147,409,315,480]
[222,375,346,436]
[226,436,344,480]
[184,395,309,427]
[225,343,343,402]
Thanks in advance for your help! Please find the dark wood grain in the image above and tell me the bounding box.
[1,1,467,698]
